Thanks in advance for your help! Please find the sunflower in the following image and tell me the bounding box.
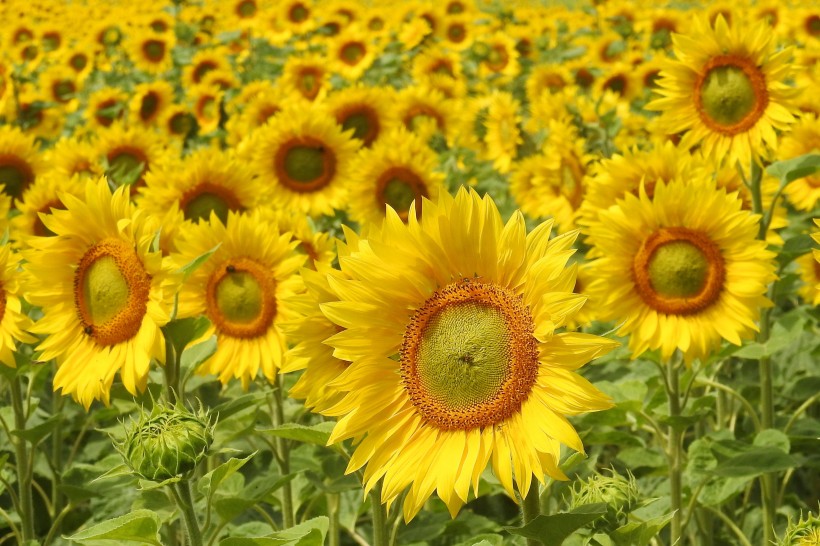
[0,126,45,201]
[170,211,305,388]
[347,128,445,226]
[585,177,776,364]
[436,15,474,51]
[647,15,799,167]
[85,87,129,130]
[130,81,175,127]
[412,47,463,84]
[160,105,197,141]
[317,188,617,521]
[525,64,572,107]
[280,54,330,102]
[95,122,175,190]
[10,172,85,244]
[779,114,820,211]
[0,243,36,367]
[23,178,173,408]
[47,137,104,180]
[278,0,315,34]
[40,66,81,112]
[182,48,232,89]
[249,104,359,217]
[509,155,576,234]
[256,205,337,270]
[225,86,296,146]
[59,39,95,82]
[128,30,175,74]
[392,86,458,146]
[138,147,262,224]
[482,92,523,174]
[328,26,378,81]
[189,84,224,135]
[326,85,393,148]
[476,32,520,83]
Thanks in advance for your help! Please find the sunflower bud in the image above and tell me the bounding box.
[118,403,213,482]
[567,470,639,531]
[779,511,820,546]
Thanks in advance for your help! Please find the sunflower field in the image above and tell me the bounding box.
[0,0,819,545]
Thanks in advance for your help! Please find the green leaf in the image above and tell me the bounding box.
[612,512,675,546]
[65,509,162,545]
[220,516,329,546]
[163,315,212,353]
[177,243,220,283]
[12,414,62,445]
[180,335,217,372]
[617,447,666,469]
[754,429,790,453]
[711,446,797,478]
[766,152,820,184]
[259,422,335,447]
[505,503,607,544]
[199,452,256,505]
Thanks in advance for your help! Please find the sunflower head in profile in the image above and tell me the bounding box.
[0,243,36,367]
[585,177,776,364]
[23,177,174,408]
[250,104,359,217]
[170,210,305,389]
[318,188,617,521]
[647,15,799,167]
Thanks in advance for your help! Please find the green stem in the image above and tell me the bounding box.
[272,376,294,528]
[701,505,753,546]
[694,378,762,432]
[10,375,35,543]
[521,484,543,546]
[171,481,203,546]
[327,493,340,546]
[51,392,65,526]
[667,356,683,545]
[749,159,776,545]
[164,336,180,404]
[368,485,388,546]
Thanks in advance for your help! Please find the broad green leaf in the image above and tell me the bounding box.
[732,343,767,359]
[766,152,820,184]
[505,503,607,544]
[612,512,675,546]
[617,447,665,469]
[220,516,329,546]
[177,243,221,283]
[259,422,335,447]
[199,452,256,503]
[711,446,797,478]
[754,429,790,453]
[163,315,212,353]
[180,335,217,372]
[65,509,162,545]
[12,414,62,445]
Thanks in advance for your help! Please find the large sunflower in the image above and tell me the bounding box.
[647,15,798,167]
[249,104,359,217]
[23,178,173,408]
[170,211,305,388]
[318,188,617,521]
[585,177,776,364]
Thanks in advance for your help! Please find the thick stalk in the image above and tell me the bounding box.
[521,484,543,546]
[10,375,35,542]
[163,337,180,404]
[171,481,203,546]
[327,493,340,546]
[748,159,776,544]
[272,376,294,528]
[50,393,65,525]
[667,357,683,545]
[368,486,388,546]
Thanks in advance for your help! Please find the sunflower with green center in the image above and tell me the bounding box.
[647,15,798,167]
[585,177,776,364]
[318,188,617,521]
[250,104,359,217]
[0,125,45,201]
[24,178,174,408]
[347,128,444,227]
[0,243,36,367]
[170,211,305,388]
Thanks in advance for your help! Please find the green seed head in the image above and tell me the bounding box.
[567,470,639,531]
[780,511,820,546]
[118,403,213,482]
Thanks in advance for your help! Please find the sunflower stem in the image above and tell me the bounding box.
[10,374,35,543]
[368,485,389,546]
[749,159,776,545]
[327,493,340,546]
[171,480,203,546]
[667,355,683,545]
[272,375,294,529]
[521,484,543,546]
[163,337,180,405]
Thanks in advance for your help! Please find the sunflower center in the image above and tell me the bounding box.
[54,80,75,102]
[70,53,88,71]
[696,55,768,135]
[34,199,65,237]
[340,42,365,64]
[448,24,465,42]
[276,138,336,192]
[75,238,151,346]
[0,157,34,199]
[237,0,257,17]
[206,258,276,338]
[143,40,166,62]
[486,45,509,72]
[108,149,147,187]
[376,167,428,221]
[340,107,379,146]
[401,279,539,431]
[289,3,308,22]
[140,92,160,121]
[632,227,725,315]
[180,183,242,223]
[169,112,195,135]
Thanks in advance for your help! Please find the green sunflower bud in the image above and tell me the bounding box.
[118,403,213,482]
[567,469,639,531]
[779,511,820,546]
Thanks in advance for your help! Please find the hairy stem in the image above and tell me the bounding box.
[521,484,543,546]
[272,375,294,528]
[11,375,35,542]
[667,356,683,545]
[171,481,203,546]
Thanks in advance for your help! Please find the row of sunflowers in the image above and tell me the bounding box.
[0,0,818,545]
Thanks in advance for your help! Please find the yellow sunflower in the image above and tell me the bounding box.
[319,188,617,521]
[585,177,776,364]
[347,128,445,227]
[328,26,378,81]
[249,104,359,217]
[647,15,799,167]
[128,30,175,74]
[10,172,85,244]
[95,122,176,190]
[225,86,296,146]
[129,81,174,127]
[189,84,224,135]
[779,114,820,211]
[280,54,330,102]
[255,205,337,270]
[325,85,394,148]
[170,211,305,388]
[0,125,45,201]
[182,48,232,89]
[85,87,129,130]
[23,178,173,408]
[392,86,459,146]
[482,92,523,174]
[46,137,104,180]
[0,243,35,367]
[138,147,262,224]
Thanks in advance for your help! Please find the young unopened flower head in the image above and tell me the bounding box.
[118,403,213,482]
[567,470,639,531]
[780,511,820,546]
